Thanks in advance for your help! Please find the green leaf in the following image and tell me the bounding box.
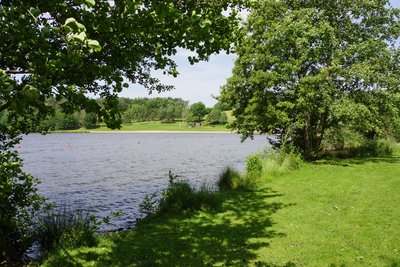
[64,17,77,27]
[87,39,102,51]
[84,0,95,7]
[77,21,86,32]
[71,32,87,42]
[40,27,51,38]
[123,83,129,88]
[200,19,212,28]
[51,26,60,33]
[64,17,86,32]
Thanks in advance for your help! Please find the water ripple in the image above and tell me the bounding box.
[21,133,268,230]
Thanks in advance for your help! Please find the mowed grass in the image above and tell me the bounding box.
[55,121,230,133]
[259,155,400,266]
[39,153,400,266]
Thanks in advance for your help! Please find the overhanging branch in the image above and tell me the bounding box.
[0,101,12,112]
[5,70,32,75]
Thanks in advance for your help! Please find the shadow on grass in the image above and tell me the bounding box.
[45,188,293,266]
[314,155,400,167]
[378,256,400,267]
[328,260,400,267]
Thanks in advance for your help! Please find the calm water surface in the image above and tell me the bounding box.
[20,133,268,230]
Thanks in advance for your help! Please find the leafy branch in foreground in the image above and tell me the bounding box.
[0,0,248,264]
[0,134,45,264]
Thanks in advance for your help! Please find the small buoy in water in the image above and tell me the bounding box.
[15,144,22,149]
[137,140,140,144]
[66,143,72,149]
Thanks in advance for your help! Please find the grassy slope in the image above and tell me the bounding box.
[54,122,230,133]
[40,154,400,266]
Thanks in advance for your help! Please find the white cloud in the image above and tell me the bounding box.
[119,51,236,107]
[119,0,399,106]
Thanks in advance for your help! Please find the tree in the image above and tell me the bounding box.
[122,97,188,122]
[160,105,176,123]
[118,98,133,113]
[0,135,45,264]
[83,112,98,129]
[213,101,231,111]
[206,109,228,125]
[219,111,228,125]
[187,102,207,123]
[1,0,246,133]
[221,0,400,158]
[0,0,247,263]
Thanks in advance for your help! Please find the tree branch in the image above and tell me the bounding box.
[0,100,12,112]
[5,70,32,75]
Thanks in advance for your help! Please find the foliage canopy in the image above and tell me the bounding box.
[1,0,246,133]
[221,0,400,157]
[0,0,246,263]
[187,101,208,123]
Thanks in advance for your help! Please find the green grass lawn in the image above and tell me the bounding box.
[54,121,230,133]
[39,154,400,266]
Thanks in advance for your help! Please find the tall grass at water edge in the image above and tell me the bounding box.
[139,171,222,217]
[321,127,398,158]
[34,204,99,256]
[260,147,303,177]
[337,139,397,158]
[216,147,303,192]
[36,148,400,267]
[216,166,241,191]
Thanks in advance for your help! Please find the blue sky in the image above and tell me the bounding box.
[119,0,400,107]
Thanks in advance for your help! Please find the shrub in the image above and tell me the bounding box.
[159,181,195,214]
[320,138,397,159]
[236,174,260,189]
[262,147,303,177]
[217,166,240,191]
[140,171,221,216]
[243,152,264,188]
[53,112,80,130]
[0,135,45,265]
[205,109,228,125]
[139,193,159,216]
[35,205,99,255]
[194,185,222,210]
[347,139,396,158]
[83,113,98,129]
[159,181,221,214]
[246,153,263,178]
[321,127,365,151]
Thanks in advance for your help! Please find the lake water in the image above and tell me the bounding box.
[19,133,269,231]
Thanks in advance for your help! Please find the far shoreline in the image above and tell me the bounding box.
[91,130,234,134]
[50,130,236,134]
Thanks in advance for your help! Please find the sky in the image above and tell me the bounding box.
[119,0,400,107]
[119,50,236,107]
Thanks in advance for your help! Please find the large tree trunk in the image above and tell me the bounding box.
[302,110,329,160]
[303,112,315,159]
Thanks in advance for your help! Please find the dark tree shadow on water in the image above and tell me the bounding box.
[49,188,294,266]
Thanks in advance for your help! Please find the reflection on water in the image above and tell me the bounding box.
[20,133,268,230]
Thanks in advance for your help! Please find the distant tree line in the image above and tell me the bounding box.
[34,97,231,130]
[122,97,189,123]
